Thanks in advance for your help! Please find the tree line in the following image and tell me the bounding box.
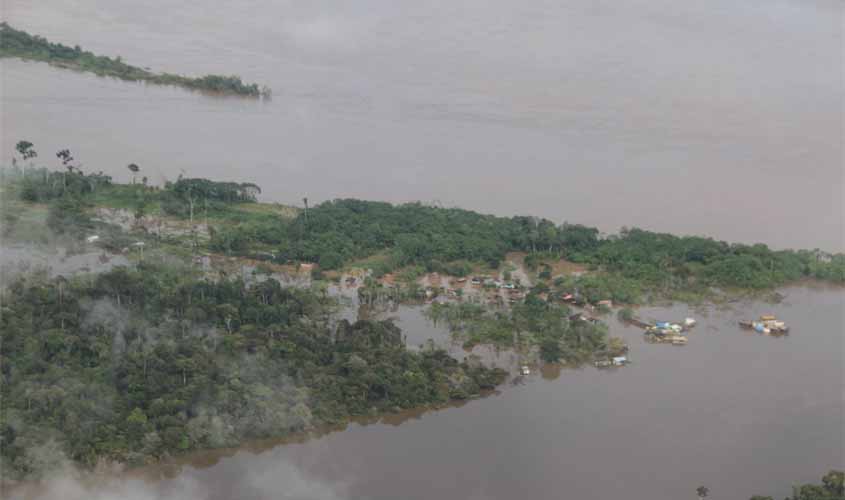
[212,197,844,296]
[5,149,843,303]
[0,23,270,97]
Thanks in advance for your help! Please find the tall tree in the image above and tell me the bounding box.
[128,163,140,184]
[14,140,37,172]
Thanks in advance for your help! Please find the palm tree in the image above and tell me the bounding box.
[56,149,74,190]
[127,163,140,184]
[696,486,709,498]
[15,140,37,174]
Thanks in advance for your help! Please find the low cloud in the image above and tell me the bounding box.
[6,456,349,500]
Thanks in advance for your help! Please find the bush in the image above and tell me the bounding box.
[46,195,92,237]
[617,307,635,322]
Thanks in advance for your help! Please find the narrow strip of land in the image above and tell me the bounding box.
[0,23,270,98]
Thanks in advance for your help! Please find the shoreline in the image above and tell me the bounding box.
[0,23,270,98]
[0,390,499,494]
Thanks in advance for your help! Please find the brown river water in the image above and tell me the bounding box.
[1,1,843,498]
[1,0,842,251]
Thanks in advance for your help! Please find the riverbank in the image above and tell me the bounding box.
[0,23,270,98]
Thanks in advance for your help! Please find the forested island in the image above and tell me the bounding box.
[1,144,843,487]
[0,23,270,98]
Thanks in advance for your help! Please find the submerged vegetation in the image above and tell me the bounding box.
[427,297,625,365]
[0,23,270,98]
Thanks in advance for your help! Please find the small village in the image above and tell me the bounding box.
[334,263,794,368]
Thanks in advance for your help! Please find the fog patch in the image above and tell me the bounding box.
[6,467,207,500]
[6,457,349,500]
[0,244,129,284]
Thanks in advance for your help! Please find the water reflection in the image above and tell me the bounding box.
[130,393,488,483]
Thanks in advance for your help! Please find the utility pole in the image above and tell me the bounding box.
[303,197,309,224]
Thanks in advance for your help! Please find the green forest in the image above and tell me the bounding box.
[2,150,844,484]
[267,199,844,292]
[0,23,270,97]
[0,262,505,479]
[3,149,843,305]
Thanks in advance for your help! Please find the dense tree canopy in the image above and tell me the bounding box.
[0,264,505,479]
[236,199,844,297]
[5,160,842,301]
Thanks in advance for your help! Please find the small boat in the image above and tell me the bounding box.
[740,316,789,334]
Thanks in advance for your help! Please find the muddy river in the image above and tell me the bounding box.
[1,0,842,497]
[2,0,842,250]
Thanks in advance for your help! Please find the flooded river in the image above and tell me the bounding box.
[1,0,842,251]
[2,1,843,498]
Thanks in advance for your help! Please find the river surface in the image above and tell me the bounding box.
[1,2,843,499]
[1,0,842,251]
